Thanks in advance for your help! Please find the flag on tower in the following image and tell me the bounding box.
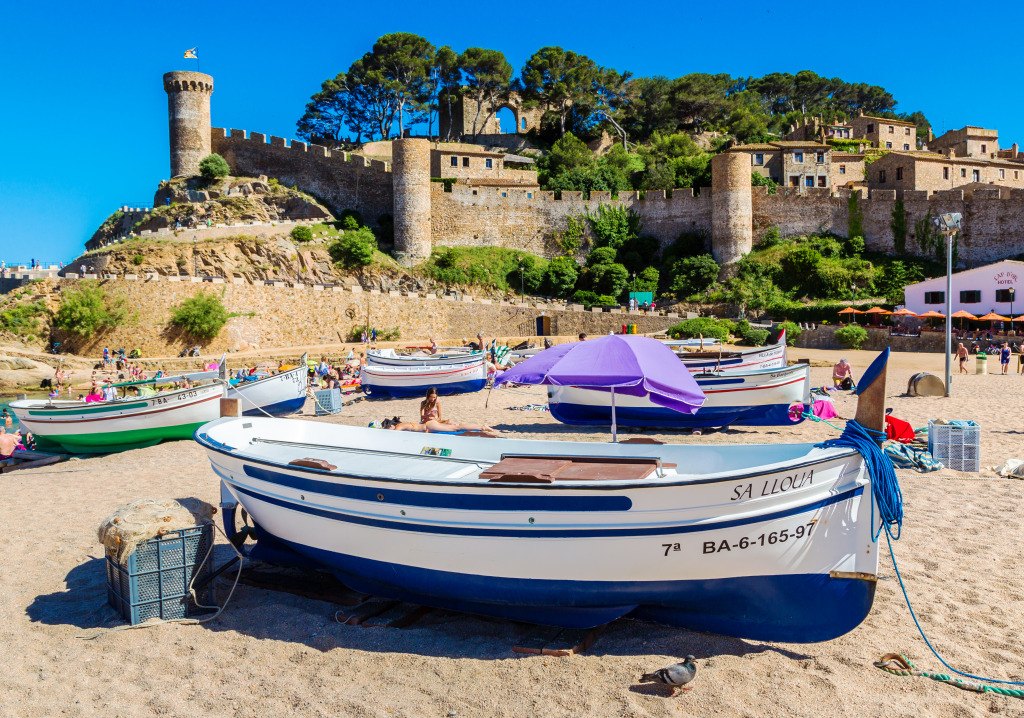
[184,47,198,59]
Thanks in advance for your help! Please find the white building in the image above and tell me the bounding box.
[903,260,1024,316]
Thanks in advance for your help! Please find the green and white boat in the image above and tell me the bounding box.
[9,383,224,454]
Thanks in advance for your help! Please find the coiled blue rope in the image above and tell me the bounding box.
[819,419,903,541]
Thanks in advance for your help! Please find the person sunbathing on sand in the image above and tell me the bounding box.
[388,420,500,437]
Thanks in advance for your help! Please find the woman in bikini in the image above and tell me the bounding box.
[387,387,500,437]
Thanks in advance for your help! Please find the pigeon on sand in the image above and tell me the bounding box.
[639,655,697,696]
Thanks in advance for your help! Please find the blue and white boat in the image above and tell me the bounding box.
[548,363,810,429]
[678,329,787,373]
[227,356,309,417]
[367,348,480,367]
[196,351,893,642]
[360,359,488,397]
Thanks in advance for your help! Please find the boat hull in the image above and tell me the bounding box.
[548,365,811,429]
[198,419,879,641]
[680,340,787,373]
[361,361,487,397]
[367,349,480,367]
[11,384,223,453]
[227,365,308,417]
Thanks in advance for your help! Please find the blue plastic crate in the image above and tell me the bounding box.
[314,388,343,415]
[105,524,215,625]
[928,420,981,472]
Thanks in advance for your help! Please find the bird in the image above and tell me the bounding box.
[639,656,697,696]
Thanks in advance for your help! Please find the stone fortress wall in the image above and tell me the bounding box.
[164,71,1024,268]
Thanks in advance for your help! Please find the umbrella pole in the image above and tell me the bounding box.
[611,387,617,443]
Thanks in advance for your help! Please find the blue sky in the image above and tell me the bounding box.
[2,0,1022,265]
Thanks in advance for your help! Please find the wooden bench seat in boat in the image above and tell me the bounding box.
[480,455,664,483]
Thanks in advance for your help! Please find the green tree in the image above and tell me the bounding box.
[371,33,436,138]
[890,198,907,254]
[848,191,865,239]
[555,213,586,257]
[53,283,126,339]
[170,290,229,340]
[543,132,593,177]
[586,246,618,267]
[198,153,229,179]
[435,46,462,141]
[290,225,313,242]
[636,266,660,293]
[591,262,629,298]
[520,46,597,136]
[670,254,719,298]
[587,204,642,250]
[667,317,731,341]
[776,321,802,346]
[329,227,378,267]
[460,47,513,138]
[543,256,579,297]
[751,172,777,195]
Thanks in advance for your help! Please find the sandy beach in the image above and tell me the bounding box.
[3,347,1024,717]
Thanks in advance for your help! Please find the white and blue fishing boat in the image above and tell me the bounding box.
[196,349,896,642]
[360,358,488,397]
[548,364,810,429]
[678,329,787,373]
[367,348,480,367]
[227,355,309,417]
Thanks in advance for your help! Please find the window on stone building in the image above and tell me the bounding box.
[501,192,507,197]
[924,291,944,304]
[789,176,799,187]
[879,170,887,183]
[999,169,1005,179]
[816,152,824,163]
[944,167,949,180]
[463,157,470,167]
[805,176,814,187]
[960,290,981,304]
[886,142,892,149]
[450,156,458,167]
[840,165,846,174]
[755,154,764,165]
[867,123,874,133]
[794,152,803,163]
[1016,172,1020,180]
[996,289,1015,303]
[981,144,987,153]
[961,169,967,178]
[904,144,910,151]
[896,168,903,180]
[818,176,827,187]
[485,158,493,168]
[973,170,980,182]
[472,190,477,195]
[521,118,527,130]
[888,125,894,133]
[527,192,533,198]
[905,128,911,135]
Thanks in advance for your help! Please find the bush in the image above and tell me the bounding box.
[198,153,229,179]
[759,226,782,248]
[170,290,229,340]
[741,328,769,346]
[667,317,732,342]
[290,225,313,242]
[571,290,616,307]
[591,262,630,299]
[0,300,48,337]
[844,235,866,257]
[776,321,801,346]
[329,227,377,267]
[52,283,126,339]
[349,324,400,342]
[340,209,364,229]
[669,254,720,298]
[434,247,458,269]
[586,246,618,267]
[835,324,868,349]
[131,254,145,265]
[544,257,579,298]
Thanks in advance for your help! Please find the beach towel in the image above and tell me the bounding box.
[812,399,837,420]
[885,415,916,443]
[884,442,944,472]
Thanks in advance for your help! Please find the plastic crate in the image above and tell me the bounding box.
[314,388,343,415]
[928,420,981,472]
[105,524,214,625]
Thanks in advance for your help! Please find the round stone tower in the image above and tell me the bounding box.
[392,138,432,259]
[163,71,214,178]
[710,152,753,264]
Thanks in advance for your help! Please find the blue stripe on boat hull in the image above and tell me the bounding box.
[362,378,486,397]
[242,396,307,417]
[254,532,875,641]
[550,401,804,429]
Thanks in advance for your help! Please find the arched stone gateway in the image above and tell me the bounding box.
[438,91,545,140]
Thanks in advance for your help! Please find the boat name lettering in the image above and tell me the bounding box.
[702,521,817,554]
[154,390,199,405]
[731,470,813,501]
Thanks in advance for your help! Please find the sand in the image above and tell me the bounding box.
[2,347,1024,717]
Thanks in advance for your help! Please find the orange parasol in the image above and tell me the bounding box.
[837,307,863,314]
[891,308,917,316]
[864,307,891,315]
[951,309,977,331]
[1012,315,1024,322]
[977,312,1008,322]
[917,310,945,319]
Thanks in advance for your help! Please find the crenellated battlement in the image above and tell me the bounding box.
[211,128,393,174]
[163,71,213,94]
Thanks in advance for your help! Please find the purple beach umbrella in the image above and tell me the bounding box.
[494,335,706,441]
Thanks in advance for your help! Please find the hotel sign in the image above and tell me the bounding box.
[994,270,1018,286]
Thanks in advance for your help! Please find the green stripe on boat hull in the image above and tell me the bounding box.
[42,422,208,454]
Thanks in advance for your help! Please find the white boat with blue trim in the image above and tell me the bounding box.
[678,329,787,373]
[226,355,308,417]
[367,348,481,367]
[361,359,488,397]
[195,350,893,642]
[548,363,811,429]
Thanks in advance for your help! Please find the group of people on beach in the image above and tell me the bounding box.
[956,342,1024,375]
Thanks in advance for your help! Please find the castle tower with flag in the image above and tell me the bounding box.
[163,70,213,178]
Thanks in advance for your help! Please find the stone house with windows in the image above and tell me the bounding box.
[867,151,1024,194]
[730,140,831,189]
[830,152,866,189]
[429,143,539,189]
[850,114,918,151]
[928,126,998,158]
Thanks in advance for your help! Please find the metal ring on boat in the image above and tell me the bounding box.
[377,493,384,501]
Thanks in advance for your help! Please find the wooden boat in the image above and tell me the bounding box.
[0,449,65,473]
[676,329,787,373]
[227,356,308,417]
[360,359,488,397]
[195,350,892,642]
[10,383,223,454]
[367,348,480,367]
[548,364,811,429]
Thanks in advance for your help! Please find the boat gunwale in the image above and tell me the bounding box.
[12,384,224,420]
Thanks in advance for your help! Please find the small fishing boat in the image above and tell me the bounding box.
[548,364,811,429]
[367,348,480,367]
[678,329,787,373]
[360,359,488,397]
[197,350,894,642]
[227,355,308,417]
[663,338,721,348]
[10,383,224,453]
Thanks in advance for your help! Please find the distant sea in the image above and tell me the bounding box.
[0,393,48,431]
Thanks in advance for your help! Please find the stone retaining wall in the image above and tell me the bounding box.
[794,324,1020,352]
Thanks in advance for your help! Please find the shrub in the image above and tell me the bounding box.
[170,290,229,340]
[434,247,458,269]
[591,262,629,298]
[667,317,731,342]
[776,321,801,346]
[131,254,145,265]
[329,227,377,267]
[741,328,769,346]
[784,246,823,275]
[571,290,615,307]
[544,257,579,297]
[759,226,782,248]
[52,283,126,339]
[0,300,48,337]
[844,235,865,257]
[198,153,230,179]
[290,225,313,242]
[586,246,617,267]
[349,324,400,342]
[669,254,720,298]
[835,324,868,349]
[340,209,364,229]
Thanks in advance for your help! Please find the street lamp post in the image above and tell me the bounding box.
[193,234,198,278]
[1010,287,1016,335]
[932,213,962,398]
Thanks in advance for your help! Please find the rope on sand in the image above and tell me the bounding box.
[874,653,1024,699]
